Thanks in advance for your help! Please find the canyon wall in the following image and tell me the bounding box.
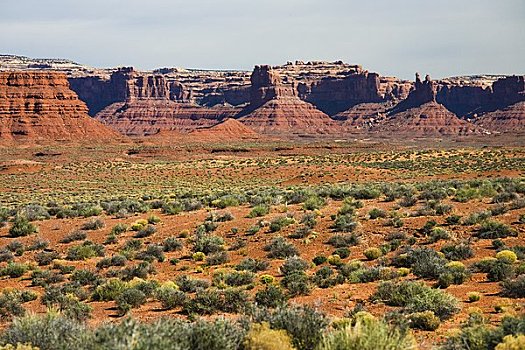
[0,71,118,142]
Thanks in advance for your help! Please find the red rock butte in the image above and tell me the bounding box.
[0,71,119,143]
[237,65,341,135]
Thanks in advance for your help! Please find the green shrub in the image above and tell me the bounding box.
[363,247,382,260]
[317,314,416,350]
[155,286,187,310]
[184,288,248,315]
[134,224,156,238]
[206,251,229,266]
[500,275,525,298]
[441,313,525,350]
[438,261,471,288]
[96,254,127,269]
[303,196,326,211]
[9,216,38,238]
[0,312,88,350]
[429,227,450,243]
[313,255,327,266]
[467,292,482,302]
[244,322,295,350]
[265,237,299,259]
[116,288,147,315]
[59,231,86,244]
[327,233,359,248]
[175,275,210,293]
[477,221,517,239]
[281,272,311,296]
[280,256,310,276]
[251,304,329,350]
[66,241,104,260]
[332,214,358,232]
[407,311,441,331]
[236,258,269,272]
[496,250,518,264]
[247,205,270,218]
[473,258,515,282]
[213,270,254,287]
[0,263,29,279]
[312,266,341,288]
[373,280,460,320]
[446,214,462,225]
[441,242,474,261]
[255,285,288,308]
[269,216,295,233]
[81,218,104,231]
[193,234,224,254]
[110,223,128,235]
[405,247,447,279]
[369,208,387,219]
[92,278,127,301]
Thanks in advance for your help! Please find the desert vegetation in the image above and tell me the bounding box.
[0,145,523,349]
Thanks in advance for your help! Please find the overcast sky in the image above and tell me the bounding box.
[1,0,524,79]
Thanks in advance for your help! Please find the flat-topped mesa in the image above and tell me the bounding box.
[0,71,119,143]
[436,75,525,117]
[390,73,436,114]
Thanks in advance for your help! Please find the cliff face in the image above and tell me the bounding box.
[436,85,492,117]
[299,72,384,116]
[0,71,118,143]
[436,75,525,117]
[238,66,340,134]
[373,74,485,136]
[390,73,436,114]
[69,68,193,116]
[90,68,239,136]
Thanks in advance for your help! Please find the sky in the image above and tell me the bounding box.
[1,0,524,79]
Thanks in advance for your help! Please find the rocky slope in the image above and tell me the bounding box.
[237,66,340,135]
[95,99,238,136]
[189,118,259,140]
[334,102,392,130]
[475,101,525,133]
[0,71,119,143]
[374,101,483,136]
[371,74,484,136]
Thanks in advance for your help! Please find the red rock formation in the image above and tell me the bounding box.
[475,101,525,133]
[374,102,484,136]
[0,71,119,143]
[390,73,436,114]
[238,66,340,135]
[299,71,384,116]
[374,74,485,136]
[334,102,392,130]
[189,118,259,140]
[95,99,239,136]
[436,84,492,117]
[436,75,525,118]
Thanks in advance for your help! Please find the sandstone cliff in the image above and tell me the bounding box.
[375,74,485,136]
[0,71,119,143]
[237,66,340,135]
